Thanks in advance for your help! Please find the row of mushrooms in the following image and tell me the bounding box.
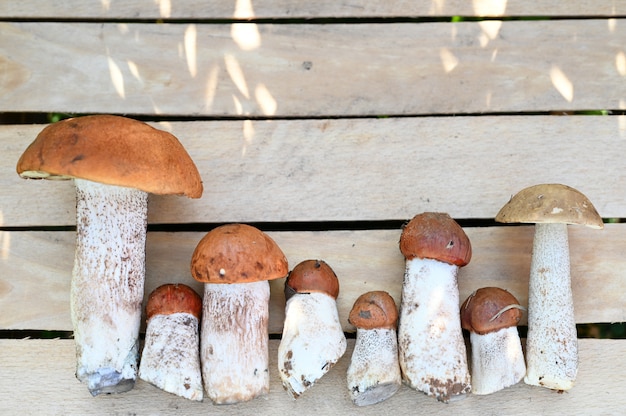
[16,115,604,404]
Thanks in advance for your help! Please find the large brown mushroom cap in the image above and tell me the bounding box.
[146,283,202,321]
[191,223,288,284]
[284,259,340,299]
[460,287,523,335]
[399,212,472,266]
[349,291,398,330]
[16,115,203,198]
[495,183,603,229]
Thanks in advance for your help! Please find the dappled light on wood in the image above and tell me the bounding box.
[184,24,197,78]
[472,0,508,16]
[550,66,574,102]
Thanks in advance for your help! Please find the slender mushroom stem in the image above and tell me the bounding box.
[200,281,271,404]
[72,179,147,396]
[525,222,578,390]
[398,257,470,402]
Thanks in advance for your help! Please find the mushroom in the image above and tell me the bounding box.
[15,115,202,395]
[190,223,288,404]
[495,183,603,391]
[139,283,203,401]
[397,212,472,402]
[278,259,347,399]
[347,290,401,406]
[460,287,526,395]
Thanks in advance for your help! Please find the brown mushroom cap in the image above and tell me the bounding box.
[16,115,203,198]
[495,183,603,229]
[146,283,202,321]
[399,212,472,266]
[191,223,288,284]
[284,259,340,299]
[348,291,398,330]
[460,287,523,335]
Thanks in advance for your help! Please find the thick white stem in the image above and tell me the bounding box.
[397,257,470,402]
[347,327,401,406]
[469,327,526,395]
[200,281,270,404]
[139,313,203,401]
[72,179,147,396]
[278,292,347,399]
[525,222,578,390]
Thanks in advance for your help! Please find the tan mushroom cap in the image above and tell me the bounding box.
[349,291,398,330]
[399,212,472,266]
[16,115,203,198]
[146,283,202,321]
[285,259,340,299]
[191,223,288,284]
[495,184,603,229]
[460,287,523,335]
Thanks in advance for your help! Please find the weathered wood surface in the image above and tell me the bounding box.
[1,224,621,332]
[1,0,625,19]
[1,338,624,415]
[1,20,625,116]
[2,116,625,227]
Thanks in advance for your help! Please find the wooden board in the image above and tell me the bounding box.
[0,338,624,415]
[2,116,625,227]
[1,224,622,332]
[1,1,625,19]
[1,20,625,116]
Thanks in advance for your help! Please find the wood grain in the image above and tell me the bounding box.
[0,338,624,415]
[1,20,624,116]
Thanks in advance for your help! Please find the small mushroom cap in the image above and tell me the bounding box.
[495,183,603,229]
[399,212,472,266]
[348,291,398,330]
[284,259,340,299]
[146,283,202,321]
[460,287,523,335]
[191,223,288,284]
[16,115,203,198]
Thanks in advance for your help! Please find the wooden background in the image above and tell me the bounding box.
[1,1,625,414]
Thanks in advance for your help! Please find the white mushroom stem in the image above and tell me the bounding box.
[200,280,270,404]
[139,313,203,401]
[347,327,401,406]
[525,222,578,390]
[71,179,147,396]
[278,292,347,398]
[469,327,526,395]
[398,257,470,402]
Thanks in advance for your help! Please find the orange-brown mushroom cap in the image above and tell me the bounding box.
[348,291,398,330]
[191,223,288,284]
[399,212,472,266]
[285,259,340,299]
[146,283,202,321]
[460,287,523,335]
[16,115,203,198]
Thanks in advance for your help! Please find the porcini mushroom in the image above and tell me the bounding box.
[139,283,203,401]
[460,287,526,395]
[16,115,203,395]
[495,183,603,391]
[347,290,401,406]
[278,259,347,399]
[190,223,288,404]
[397,212,472,402]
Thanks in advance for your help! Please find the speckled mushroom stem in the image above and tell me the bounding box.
[71,179,148,396]
[525,222,578,390]
[200,280,270,404]
[278,292,347,399]
[398,257,470,402]
[347,327,401,406]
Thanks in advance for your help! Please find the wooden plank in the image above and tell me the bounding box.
[0,338,624,415]
[2,116,625,227]
[1,224,622,332]
[1,20,625,116]
[1,1,625,19]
